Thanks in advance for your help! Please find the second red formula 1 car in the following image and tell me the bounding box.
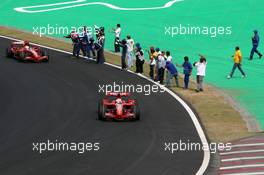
[6,41,49,62]
[98,92,140,121]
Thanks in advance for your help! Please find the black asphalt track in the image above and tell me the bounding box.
[0,37,204,175]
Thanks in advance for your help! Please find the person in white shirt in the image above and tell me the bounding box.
[112,24,121,52]
[126,35,134,68]
[165,51,172,84]
[193,55,207,92]
[166,53,172,62]
[157,51,166,84]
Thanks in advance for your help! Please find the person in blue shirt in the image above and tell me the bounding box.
[165,60,179,87]
[250,30,262,60]
[179,56,192,89]
[82,26,96,59]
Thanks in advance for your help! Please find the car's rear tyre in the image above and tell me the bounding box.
[41,50,48,56]
[98,100,106,120]
[133,102,140,121]
[42,56,49,63]
[6,48,13,58]
[41,50,49,63]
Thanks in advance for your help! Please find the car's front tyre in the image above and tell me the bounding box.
[133,102,140,121]
[6,48,13,58]
[98,100,106,121]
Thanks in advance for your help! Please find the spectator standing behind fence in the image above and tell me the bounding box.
[250,30,262,60]
[177,56,192,89]
[119,39,128,70]
[135,43,145,74]
[165,59,179,87]
[227,46,246,79]
[147,47,157,80]
[157,51,166,84]
[193,55,207,92]
[126,35,134,68]
[111,24,121,52]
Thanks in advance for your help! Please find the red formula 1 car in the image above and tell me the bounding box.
[98,92,140,121]
[6,41,49,62]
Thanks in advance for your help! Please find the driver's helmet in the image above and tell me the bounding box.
[116,94,122,104]
[116,98,122,104]
[24,41,29,47]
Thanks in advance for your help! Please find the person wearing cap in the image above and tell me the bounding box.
[126,35,134,68]
[250,30,262,60]
[146,47,157,80]
[193,55,207,92]
[135,43,145,73]
[227,46,246,79]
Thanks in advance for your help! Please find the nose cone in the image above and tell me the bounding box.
[116,105,123,116]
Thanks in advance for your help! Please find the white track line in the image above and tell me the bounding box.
[14,0,183,13]
[220,149,264,156]
[223,172,264,175]
[222,156,264,162]
[230,143,264,148]
[220,164,264,170]
[0,35,210,175]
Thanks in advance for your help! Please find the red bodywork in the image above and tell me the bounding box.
[6,41,49,62]
[99,92,139,121]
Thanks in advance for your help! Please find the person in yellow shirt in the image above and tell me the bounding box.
[146,47,157,80]
[227,46,246,79]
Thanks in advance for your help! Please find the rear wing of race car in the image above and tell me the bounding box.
[106,92,130,97]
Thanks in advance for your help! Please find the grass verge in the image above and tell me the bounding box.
[0,26,259,143]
